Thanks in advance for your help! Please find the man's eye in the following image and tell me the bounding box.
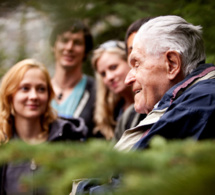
[59,37,69,43]
[130,58,136,67]
[74,40,83,45]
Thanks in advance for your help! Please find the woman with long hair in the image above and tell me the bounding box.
[0,59,87,194]
[92,40,134,140]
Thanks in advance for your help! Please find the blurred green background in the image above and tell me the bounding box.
[1,137,215,195]
[1,1,215,194]
[0,0,215,77]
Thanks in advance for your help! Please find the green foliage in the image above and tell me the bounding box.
[1,0,215,71]
[1,136,215,195]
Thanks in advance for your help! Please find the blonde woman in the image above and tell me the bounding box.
[92,40,134,140]
[0,59,87,194]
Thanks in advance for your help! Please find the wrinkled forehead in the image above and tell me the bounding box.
[129,25,152,66]
[131,21,154,57]
[132,31,140,51]
[128,42,144,67]
[130,28,146,55]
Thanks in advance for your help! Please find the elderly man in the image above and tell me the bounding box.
[72,15,215,194]
[115,15,215,151]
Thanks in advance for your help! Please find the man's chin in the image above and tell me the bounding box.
[134,103,146,114]
[134,104,141,113]
[61,63,76,68]
[62,61,74,66]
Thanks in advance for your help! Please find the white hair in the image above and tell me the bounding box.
[135,15,206,76]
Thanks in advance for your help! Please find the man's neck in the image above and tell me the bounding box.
[52,64,83,89]
[51,64,83,102]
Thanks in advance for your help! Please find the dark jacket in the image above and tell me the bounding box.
[133,63,215,149]
[76,76,96,138]
[0,118,88,195]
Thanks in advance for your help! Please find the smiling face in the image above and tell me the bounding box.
[96,52,130,94]
[125,40,172,114]
[12,68,49,120]
[53,31,86,70]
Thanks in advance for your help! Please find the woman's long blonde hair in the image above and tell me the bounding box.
[0,59,57,143]
[91,40,127,140]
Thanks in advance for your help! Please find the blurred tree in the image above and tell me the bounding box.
[0,0,215,74]
[1,137,215,195]
[0,2,215,194]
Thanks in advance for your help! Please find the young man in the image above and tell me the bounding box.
[114,17,152,141]
[50,19,96,137]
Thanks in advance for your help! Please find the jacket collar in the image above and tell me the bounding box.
[156,64,215,110]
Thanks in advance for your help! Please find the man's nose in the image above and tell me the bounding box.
[125,69,136,86]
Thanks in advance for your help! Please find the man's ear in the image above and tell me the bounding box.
[165,50,182,80]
